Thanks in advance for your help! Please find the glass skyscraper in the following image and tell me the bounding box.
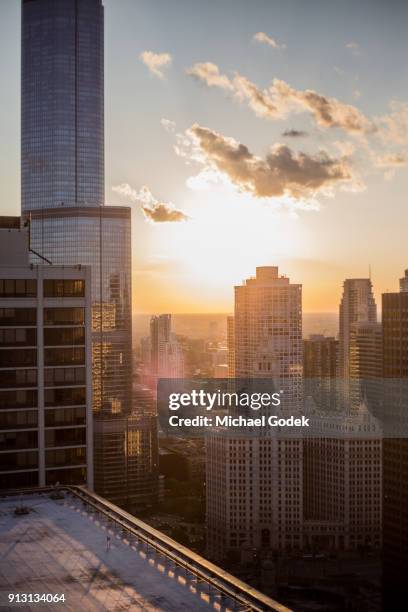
[21,0,135,506]
[22,0,104,210]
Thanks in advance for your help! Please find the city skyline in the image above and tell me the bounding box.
[1,0,408,314]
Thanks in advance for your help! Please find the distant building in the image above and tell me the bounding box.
[303,335,338,412]
[0,220,93,490]
[400,269,408,292]
[338,279,377,383]
[227,315,235,378]
[207,267,303,561]
[150,315,184,382]
[150,315,171,377]
[349,321,382,411]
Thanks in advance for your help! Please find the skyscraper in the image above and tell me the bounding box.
[338,279,377,384]
[382,273,408,606]
[20,0,133,506]
[150,314,184,381]
[21,0,104,210]
[207,267,303,561]
[349,321,382,410]
[227,315,235,378]
[234,266,303,409]
[303,334,338,412]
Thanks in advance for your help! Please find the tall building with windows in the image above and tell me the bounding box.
[207,267,303,561]
[382,273,408,606]
[349,321,382,411]
[21,0,104,211]
[338,279,377,383]
[0,221,93,490]
[150,314,184,382]
[20,0,133,505]
[227,315,235,378]
[303,334,338,412]
[150,315,171,377]
[303,403,382,552]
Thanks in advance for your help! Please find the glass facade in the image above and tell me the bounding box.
[29,207,132,419]
[21,0,104,210]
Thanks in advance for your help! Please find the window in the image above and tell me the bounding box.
[44,308,84,326]
[0,451,38,470]
[0,328,37,346]
[0,349,37,368]
[45,427,86,448]
[44,327,85,346]
[44,387,86,407]
[0,410,37,429]
[45,407,86,427]
[44,367,85,387]
[0,308,36,326]
[45,447,86,468]
[0,370,37,389]
[0,279,37,298]
[43,279,85,298]
[46,467,86,486]
[44,347,85,366]
[0,471,38,488]
[0,430,38,451]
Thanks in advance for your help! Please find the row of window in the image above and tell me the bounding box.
[0,448,86,471]
[43,280,85,298]
[0,308,85,326]
[0,468,87,489]
[0,279,37,298]
[0,328,37,347]
[0,371,37,390]
[0,407,86,429]
[0,279,85,298]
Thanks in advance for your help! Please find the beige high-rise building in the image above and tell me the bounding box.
[304,402,382,552]
[207,267,303,561]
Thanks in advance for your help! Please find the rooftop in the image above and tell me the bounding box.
[0,487,289,612]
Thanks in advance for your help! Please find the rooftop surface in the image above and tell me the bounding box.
[0,492,224,611]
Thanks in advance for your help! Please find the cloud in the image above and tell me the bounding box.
[377,101,408,145]
[112,183,188,223]
[187,63,374,134]
[142,203,189,223]
[272,79,374,134]
[187,123,357,201]
[282,129,308,138]
[374,153,406,168]
[253,32,286,50]
[232,73,281,118]
[345,41,360,55]
[187,62,233,90]
[140,51,172,79]
[161,118,176,133]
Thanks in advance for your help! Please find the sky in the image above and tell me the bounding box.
[1,0,408,313]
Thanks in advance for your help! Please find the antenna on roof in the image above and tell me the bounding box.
[24,213,53,265]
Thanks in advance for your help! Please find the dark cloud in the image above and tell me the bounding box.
[282,129,309,138]
[142,202,189,223]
